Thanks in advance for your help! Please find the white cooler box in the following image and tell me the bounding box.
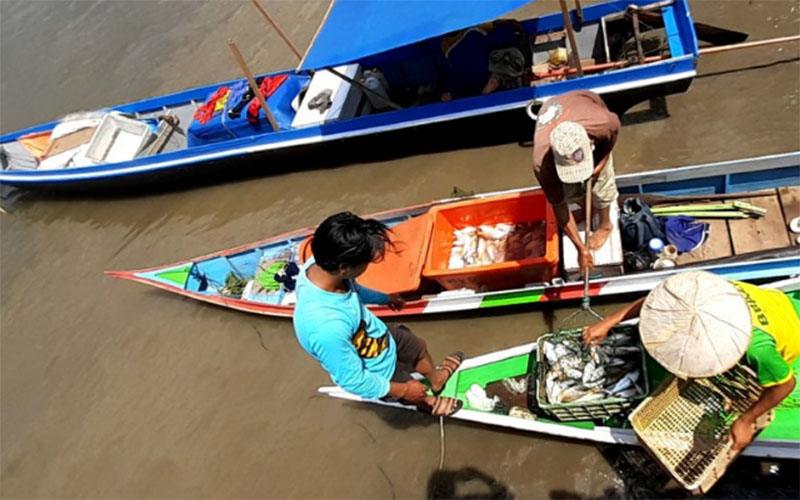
[562,201,623,281]
[291,64,364,128]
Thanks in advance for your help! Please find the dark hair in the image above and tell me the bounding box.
[311,212,393,272]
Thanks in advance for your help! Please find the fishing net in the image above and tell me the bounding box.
[558,178,604,332]
[558,297,604,332]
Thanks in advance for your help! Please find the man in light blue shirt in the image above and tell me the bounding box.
[294,212,463,416]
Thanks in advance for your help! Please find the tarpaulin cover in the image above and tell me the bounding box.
[299,0,532,70]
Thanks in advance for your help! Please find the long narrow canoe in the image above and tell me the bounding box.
[319,277,800,460]
[0,0,698,190]
[107,151,800,318]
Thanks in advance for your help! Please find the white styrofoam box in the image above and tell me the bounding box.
[563,201,623,280]
[85,113,151,164]
[291,64,363,128]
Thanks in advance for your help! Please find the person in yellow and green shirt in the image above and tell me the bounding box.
[582,271,799,452]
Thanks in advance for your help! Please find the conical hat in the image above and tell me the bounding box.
[640,271,752,378]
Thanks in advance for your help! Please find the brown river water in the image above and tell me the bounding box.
[1,1,799,498]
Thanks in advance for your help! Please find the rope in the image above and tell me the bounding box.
[438,416,445,470]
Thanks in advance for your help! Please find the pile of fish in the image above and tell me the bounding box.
[542,332,644,405]
[448,221,546,269]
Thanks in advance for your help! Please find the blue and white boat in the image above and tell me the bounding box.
[0,0,699,190]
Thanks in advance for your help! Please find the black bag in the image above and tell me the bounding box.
[620,198,666,271]
[620,198,666,252]
[624,250,654,272]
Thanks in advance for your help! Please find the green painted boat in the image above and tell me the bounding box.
[320,278,800,460]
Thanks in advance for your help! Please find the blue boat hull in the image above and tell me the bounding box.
[0,0,699,191]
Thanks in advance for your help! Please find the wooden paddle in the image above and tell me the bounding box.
[227,40,280,131]
[250,0,303,61]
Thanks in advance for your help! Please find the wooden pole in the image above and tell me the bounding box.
[534,35,800,79]
[631,12,646,64]
[574,0,584,26]
[297,0,334,71]
[582,176,593,300]
[559,0,583,77]
[698,34,800,55]
[227,40,280,131]
[250,0,303,62]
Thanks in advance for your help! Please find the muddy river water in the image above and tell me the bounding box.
[1,0,799,498]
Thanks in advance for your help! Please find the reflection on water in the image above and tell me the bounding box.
[1,0,799,498]
[428,467,514,499]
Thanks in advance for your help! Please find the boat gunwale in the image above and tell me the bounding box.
[107,253,800,319]
[112,149,800,267]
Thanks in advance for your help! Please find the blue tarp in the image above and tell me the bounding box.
[299,0,532,70]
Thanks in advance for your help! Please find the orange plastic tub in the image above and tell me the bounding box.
[297,213,433,295]
[422,191,559,291]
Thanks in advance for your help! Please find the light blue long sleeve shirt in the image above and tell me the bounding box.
[293,259,396,399]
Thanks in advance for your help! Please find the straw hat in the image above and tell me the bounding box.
[640,271,752,378]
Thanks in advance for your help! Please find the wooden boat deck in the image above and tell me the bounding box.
[675,188,800,265]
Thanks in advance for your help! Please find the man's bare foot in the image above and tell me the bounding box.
[428,352,464,393]
[428,369,449,394]
[589,224,612,250]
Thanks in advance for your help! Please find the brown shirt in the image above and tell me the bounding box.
[532,91,620,204]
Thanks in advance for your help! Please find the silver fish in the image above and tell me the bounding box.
[543,341,559,365]
[589,344,609,365]
[544,332,643,405]
[557,354,584,372]
[608,369,641,394]
[582,360,606,386]
[606,332,633,345]
[602,346,641,356]
[606,361,639,380]
[545,372,558,403]
[559,386,598,403]
[615,387,639,398]
[573,392,607,403]
[546,373,577,403]
[555,342,578,357]
[605,357,628,368]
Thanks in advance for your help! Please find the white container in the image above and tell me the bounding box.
[653,258,677,269]
[291,64,363,128]
[85,113,152,164]
[563,202,624,281]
